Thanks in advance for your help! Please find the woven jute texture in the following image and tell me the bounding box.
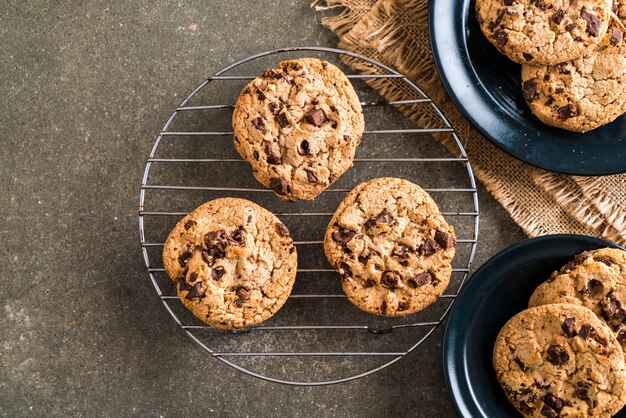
[312,0,626,245]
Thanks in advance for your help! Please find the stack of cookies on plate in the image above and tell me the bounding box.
[476,0,626,132]
[493,248,626,417]
[162,58,457,329]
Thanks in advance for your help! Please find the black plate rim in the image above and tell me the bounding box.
[442,234,624,417]
[428,0,626,176]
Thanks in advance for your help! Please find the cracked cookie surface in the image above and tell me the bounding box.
[232,58,365,201]
[529,248,626,353]
[324,178,456,316]
[521,9,626,131]
[476,0,612,65]
[162,198,297,329]
[494,303,626,417]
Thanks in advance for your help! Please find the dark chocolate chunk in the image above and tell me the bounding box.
[557,103,577,119]
[611,28,623,46]
[251,116,266,134]
[503,0,514,5]
[595,256,614,266]
[188,272,198,283]
[381,301,387,314]
[420,239,441,256]
[184,220,196,230]
[179,281,192,292]
[332,228,356,245]
[255,87,266,101]
[412,272,433,288]
[211,266,225,280]
[551,9,564,24]
[540,404,558,418]
[397,301,409,311]
[617,328,626,343]
[268,101,279,114]
[298,140,311,156]
[279,71,290,82]
[331,120,338,129]
[561,251,591,273]
[338,262,352,278]
[601,292,626,322]
[581,10,601,36]
[276,112,289,128]
[492,29,509,46]
[392,245,412,260]
[544,394,564,412]
[514,356,527,371]
[178,249,193,267]
[276,223,290,237]
[269,177,289,195]
[305,108,326,127]
[561,317,577,337]
[186,282,205,300]
[523,80,540,102]
[381,271,400,289]
[531,0,549,10]
[253,150,259,160]
[264,141,282,165]
[545,96,555,106]
[201,250,215,266]
[227,227,245,245]
[575,387,589,400]
[205,230,222,245]
[305,170,318,183]
[579,324,593,339]
[365,278,376,288]
[555,87,564,94]
[566,22,577,31]
[434,230,456,249]
[546,344,569,365]
[523,52,534,61]
[312,98,319,105]
[234,287,249,307]
[519,401,534,414]
[343,135,351,142]
[581,279,604,297]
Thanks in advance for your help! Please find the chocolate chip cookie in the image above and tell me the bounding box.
[162,198,297,329]
[521,14,626,132]
[529,248,626,352]
[476,0,612,65]
[493,303,626,417]
[232,58,365,201]
[324,178,456,316]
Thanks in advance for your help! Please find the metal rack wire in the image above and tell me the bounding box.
[138,47,479,386]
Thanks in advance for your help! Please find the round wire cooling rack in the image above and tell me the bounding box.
[139,46,480,386]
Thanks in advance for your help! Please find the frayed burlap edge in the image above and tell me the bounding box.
[312,0,626,246]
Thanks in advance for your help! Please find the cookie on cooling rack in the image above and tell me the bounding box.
[493,303,626,417]
[232,58,365,201]
[324,177,456,316]
[162,198,297,330]
[529,247,626,351]
[520,9,626,132]
[475,0,612,65]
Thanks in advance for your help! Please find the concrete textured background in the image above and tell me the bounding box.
[0,1,525,416]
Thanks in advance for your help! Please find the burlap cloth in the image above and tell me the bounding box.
[312,0,626,245]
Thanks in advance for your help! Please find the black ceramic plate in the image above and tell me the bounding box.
[429,0,626,175]
[443,235,625,417]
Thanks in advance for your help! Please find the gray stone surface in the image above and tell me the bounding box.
[0,1,526,416]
